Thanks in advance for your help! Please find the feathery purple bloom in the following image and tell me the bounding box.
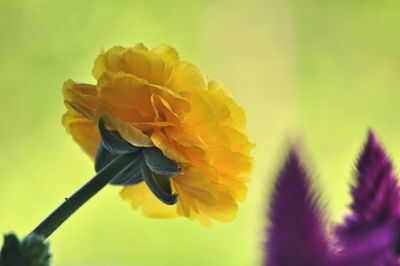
[335,131,400,265]
[264,131,400,266]
[331,220,400,266]
[336,131,400,240]
[265,150,329,266]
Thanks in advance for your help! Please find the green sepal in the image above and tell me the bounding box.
[98,119,139,154]
[95,142,117,173]
[0,233,50,266]
[143,148,181,177]
[96,119,179,205]
[95,142,142,185]
[109,150,178,203]
[142,165,177,205]
[110,154,144,185]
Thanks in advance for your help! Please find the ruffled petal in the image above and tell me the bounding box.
[151,44,180,62]
[208,80,246,132]
[62,111,100,158]
[172,167,239,223]
[182,92,221,145]
[93,44,175,86]
[166,61,207,92]
[98,110,153,148]
[219,174,248,201]
[221,126,254,154]
[121,48,175,85]
[97,72,155,118]
[63,80,99,120]
[214,148,253,176]
[92,46,127,80]
[120,183,178,218]
[151,129,188,163]
[196,192,238,223]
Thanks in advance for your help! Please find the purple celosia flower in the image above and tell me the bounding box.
[264,131,400,266]
[335,131,400,265]
[265,150,329,266]
[336,131,400,239]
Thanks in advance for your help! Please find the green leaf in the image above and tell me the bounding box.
[0,233,21,266]
[98,119,139,154]
[21,234,50,266]
[0,233,51,266]
[143,148,181,177]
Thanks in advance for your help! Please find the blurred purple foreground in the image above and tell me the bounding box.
[265,132,400,266]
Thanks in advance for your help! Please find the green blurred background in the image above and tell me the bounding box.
[1,0,400,265]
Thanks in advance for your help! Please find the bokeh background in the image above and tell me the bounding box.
[1,0,400,265]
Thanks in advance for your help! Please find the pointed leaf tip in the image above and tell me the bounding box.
[265,148,328,266]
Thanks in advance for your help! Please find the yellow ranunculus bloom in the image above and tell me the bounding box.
[62,43,253,225]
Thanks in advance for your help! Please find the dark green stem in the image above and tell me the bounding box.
[29,154,132,239]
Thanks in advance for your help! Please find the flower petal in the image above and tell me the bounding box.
[92,46,126,80]
[196,191,238,223]
[214,148,253,176]
[97,72,155,118]
[120,183,178,218]
[99,110,153,148]
[151,44,180,62]
[183,92,220,144]
[167,61,207,92]
[151,129,188,163]
[220,126,255,155]
[93,44,175,86]
[63,80,99,120]
[173,167,217,206]
[219,174,248,201]
[62,112,100,158]
[122,48,174,85]
[208,80,246,132]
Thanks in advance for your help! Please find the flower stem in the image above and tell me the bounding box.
[29,154,132,239]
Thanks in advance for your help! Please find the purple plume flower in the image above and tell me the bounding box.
[265,150,329,266]
[334,221,400,266]
[335,131,400,265]
[336,131,400,239]
[264,131,400,266]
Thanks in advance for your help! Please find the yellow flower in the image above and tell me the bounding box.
[62,43,253,225]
